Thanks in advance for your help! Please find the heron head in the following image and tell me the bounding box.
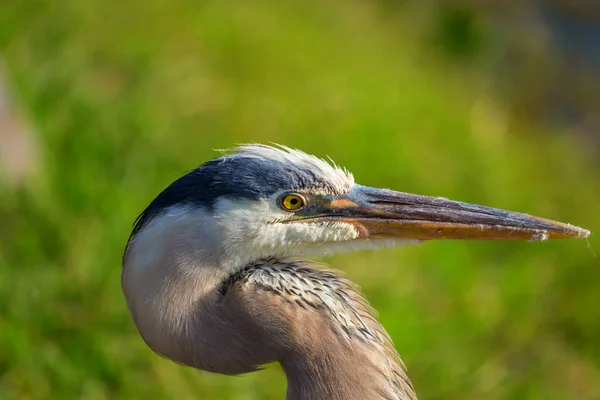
[128,144,589,269]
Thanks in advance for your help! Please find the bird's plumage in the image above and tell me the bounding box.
[129,144,353,239]
[122,203,415,399]
[122,144,588,400]
[221,258,416,400]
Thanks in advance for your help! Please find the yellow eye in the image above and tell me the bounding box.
[280,193,306,211]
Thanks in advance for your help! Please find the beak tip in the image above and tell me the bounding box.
[559,224,590,239]
[576,227,591,239]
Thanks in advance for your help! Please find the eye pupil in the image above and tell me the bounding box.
[290,199,298,205]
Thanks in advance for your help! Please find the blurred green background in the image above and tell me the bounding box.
[1,1,599,399]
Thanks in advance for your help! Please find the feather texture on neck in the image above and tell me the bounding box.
[122,206,417,399]
[220,258,417,400]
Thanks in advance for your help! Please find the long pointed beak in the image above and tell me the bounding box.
[312,185,590,241]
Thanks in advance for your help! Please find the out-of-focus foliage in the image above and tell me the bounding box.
[395,0,600,151]
[0,1,598,399]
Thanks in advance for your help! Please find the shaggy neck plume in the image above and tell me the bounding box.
[223,259,418,400]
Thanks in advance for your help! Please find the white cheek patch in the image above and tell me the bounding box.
[212,197,423,267]
[213,197,363,266]
[290,238,421,258]
[260,221,361,258]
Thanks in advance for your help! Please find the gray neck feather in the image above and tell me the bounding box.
[227,260,417,400]
[122,210,417,399]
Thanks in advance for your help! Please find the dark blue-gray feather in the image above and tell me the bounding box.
[128,153,333,240]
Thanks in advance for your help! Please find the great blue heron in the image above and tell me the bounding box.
[122,144,589,400]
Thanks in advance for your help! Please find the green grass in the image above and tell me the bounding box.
[1,1,599,399]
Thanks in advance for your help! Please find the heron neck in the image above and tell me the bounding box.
[282,336,409,400]
[232,260,417,400]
